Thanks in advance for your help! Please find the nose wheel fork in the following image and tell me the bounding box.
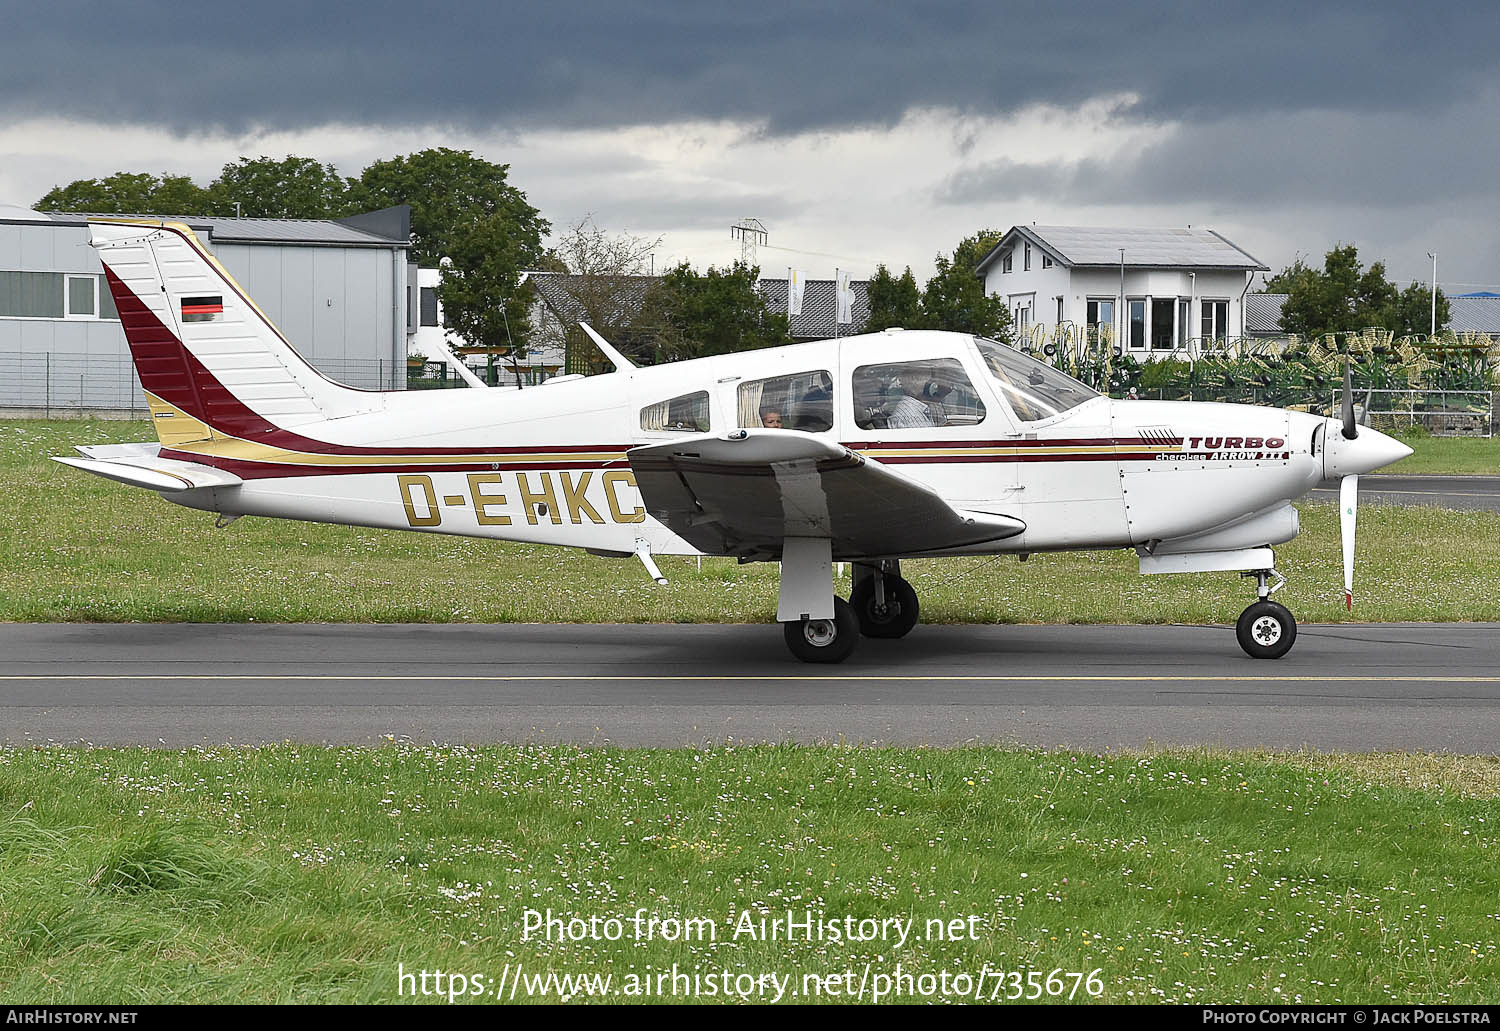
[1236,566,1296,659]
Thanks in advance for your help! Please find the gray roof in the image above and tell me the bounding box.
[35,206,410,247]
[1449,294,1500,335]
[525,271,656,326]
[757,278,869,338]
[979,224,1268,273]
[1244,292,1288,335]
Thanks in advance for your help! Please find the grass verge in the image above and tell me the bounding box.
[1,744,1498,1004]
[3,420,1499,624]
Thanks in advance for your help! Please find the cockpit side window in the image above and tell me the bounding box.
[852,358,985,431]
[737,370,834,431]
[640,391,710,432]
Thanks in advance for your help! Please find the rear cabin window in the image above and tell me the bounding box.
[737,370,834,431]
[852,359,985,431]
[640,391,710,432]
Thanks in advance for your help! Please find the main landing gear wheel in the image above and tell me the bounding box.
[848,575,920,639]
[784,596,860,663]
[1236,600,1297,660]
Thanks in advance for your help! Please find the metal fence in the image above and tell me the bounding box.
[0,352,407,413]
[1327,388,1493,438]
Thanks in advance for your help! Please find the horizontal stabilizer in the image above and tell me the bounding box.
[53,454,242,493]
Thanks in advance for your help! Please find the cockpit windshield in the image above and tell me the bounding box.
[972,337,1100,423]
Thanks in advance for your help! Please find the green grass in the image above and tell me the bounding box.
[4,419,1499,624]
[2,744,1498,1004]
[1387,433,1500,476]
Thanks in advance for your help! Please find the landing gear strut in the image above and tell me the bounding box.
[1236,567,1296,659]
[849,561,920,639]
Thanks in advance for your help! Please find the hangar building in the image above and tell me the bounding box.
[0,204,413,414]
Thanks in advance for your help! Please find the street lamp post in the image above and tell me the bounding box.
[1427,251,1438,337]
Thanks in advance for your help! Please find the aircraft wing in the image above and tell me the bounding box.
[53,442,242,493]
[627,429,1024,559]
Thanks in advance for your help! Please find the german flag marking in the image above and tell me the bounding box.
[180,295,223,322]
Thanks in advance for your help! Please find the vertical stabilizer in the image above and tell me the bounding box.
[89,220,375,442]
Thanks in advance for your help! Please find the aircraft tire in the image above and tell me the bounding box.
[848,576,920,639]
[1236,600,1297,659]
[784,597,860,663]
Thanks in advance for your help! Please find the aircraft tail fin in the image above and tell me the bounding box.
[88,220,374,445]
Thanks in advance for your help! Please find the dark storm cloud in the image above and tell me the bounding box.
[3,1,1496,135]
[937,99,1500,210]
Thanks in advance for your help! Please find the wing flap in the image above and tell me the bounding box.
[628,429,1024,558]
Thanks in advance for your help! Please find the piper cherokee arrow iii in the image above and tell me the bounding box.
[59,220,1412,663]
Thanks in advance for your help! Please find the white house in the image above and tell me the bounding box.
[975,225,1269,356]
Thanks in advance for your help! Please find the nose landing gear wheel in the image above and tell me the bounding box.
[1236,600,1297,659]
[784,596,860,663]
[848,576,920,639]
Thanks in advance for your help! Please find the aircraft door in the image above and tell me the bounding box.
[840,334,1018,509]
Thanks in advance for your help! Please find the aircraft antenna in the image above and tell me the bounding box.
[730,218,767,266]
[501,304,524,389]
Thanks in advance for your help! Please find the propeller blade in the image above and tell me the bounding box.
[1341,362,1358,440]
[1340,473,1359,610]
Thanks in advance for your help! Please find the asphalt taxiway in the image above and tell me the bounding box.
[1311,474,1500,512]
[4,622,1498,752]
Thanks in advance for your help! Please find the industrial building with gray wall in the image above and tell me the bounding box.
[0,204,413,413]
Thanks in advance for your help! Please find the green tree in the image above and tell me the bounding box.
[205,155,351,219]
[348,148,547,267]
[921,230,1012,340]
[637,261,792,362]
[1267,244,1446,338]
[864,264,923,331]
[436,212,538,365]
[36,172,210,214]
[1391,279,1450,338]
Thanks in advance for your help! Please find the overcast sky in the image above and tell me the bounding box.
[2,1,1495,289]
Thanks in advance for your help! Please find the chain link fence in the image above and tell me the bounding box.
[0,352,413,414]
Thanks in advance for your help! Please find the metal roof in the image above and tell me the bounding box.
[978,224,1268,273]
[34,207,410,247]
[757,278,870,338]
[525,272,657,326]
[1449,294,1500,334]
[1244,292,1288,335]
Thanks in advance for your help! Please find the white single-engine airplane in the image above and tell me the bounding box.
[60,220,1412,663]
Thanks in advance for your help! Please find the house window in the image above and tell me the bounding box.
[1056,297,1064,324]
[737,370,833,432]
[99,275,118,320]
[419,287,440,328]
[1128,299,1146,350]
[1178,299,1189,348]
[1042,254,1053,269]
[0,271,64,318]
[1085,298,1115,346]
[1001,250,1013,274]
[1150,298,1176,350]
[1023,242,1032,272]
[640,391,710,433]
[1201,299,1230,344]
[66,275,97,318]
